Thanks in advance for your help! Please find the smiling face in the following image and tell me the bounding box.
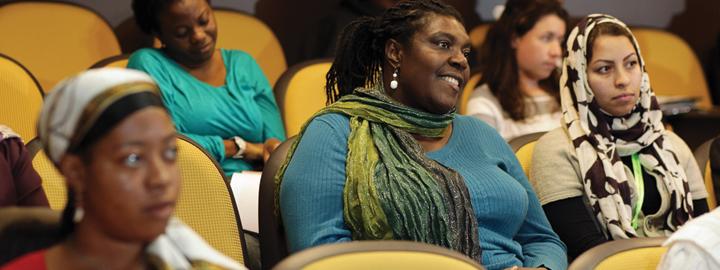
[513,14,566,82]
[587,34,642,117]
[68,107,180,242]
[387,14,471,114]
[156,0,217,67]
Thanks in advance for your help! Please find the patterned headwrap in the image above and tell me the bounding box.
[560,14,694,239]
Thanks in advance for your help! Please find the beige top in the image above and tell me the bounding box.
[529,128,708,236]
[465,84,562,141]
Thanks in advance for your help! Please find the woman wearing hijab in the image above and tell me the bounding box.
[1,68,245,270]
[530,14,709,259]
[278,1,566,269]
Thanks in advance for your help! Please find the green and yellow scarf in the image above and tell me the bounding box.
[275,87,481,260]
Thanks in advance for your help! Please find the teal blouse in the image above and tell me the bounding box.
[128,48,286,175]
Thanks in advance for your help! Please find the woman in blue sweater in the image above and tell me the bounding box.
[276,1,566,269]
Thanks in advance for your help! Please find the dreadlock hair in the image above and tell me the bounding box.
[325,0,464,104]
[478,0,568,121]
[132,0,212,35]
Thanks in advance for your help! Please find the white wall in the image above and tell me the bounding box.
[476,0,685,28]
[0,0,258,27]
[1,0,686,29]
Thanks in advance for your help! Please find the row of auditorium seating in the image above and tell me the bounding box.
[0,1,286,93]
[0,1,713,138]
[0,2,715,269]
[257,129,713,269]
[511,132,717,209]
[0,53,709,270]
[0,202,670,270]
[0,1,713,105]
[270,236,671,270]
[20,114,692,270]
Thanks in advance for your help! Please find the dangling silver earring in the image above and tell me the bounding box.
[390,67,399,90]
[73,207,84,223]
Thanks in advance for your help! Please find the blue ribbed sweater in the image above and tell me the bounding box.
[280,114,567,270]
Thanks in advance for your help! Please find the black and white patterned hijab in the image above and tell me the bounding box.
[560,14,694,239]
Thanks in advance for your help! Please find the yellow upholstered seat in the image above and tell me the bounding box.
[214,8,286,87]
[273,240,484,270]
[27,138,67,210]
[0,1,121,92]
[460,24,488,116]
[90,54,130,69]
[569,237,667,270]
[458,73,482,115]
[274,59,333,137]
[631,28,712,110]
[469,24,490,51]
[174,134,247,265]
[703,161,716,209]
[509,132,547,174]
[259,136,296,269]
[515,142,536,175]
[0,54,44,141]
[694,137,718,209]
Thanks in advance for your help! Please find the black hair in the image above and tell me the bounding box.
[0,218,62,264]
[325,0,463,104]
[59,92,165,236]
[478,0,568,120]
[132,0,212,35]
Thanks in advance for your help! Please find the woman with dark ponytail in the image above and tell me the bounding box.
[2,68,245,270]
[466,0,568,141]
[277,1,566,269]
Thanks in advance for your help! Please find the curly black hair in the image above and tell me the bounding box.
[131,0,212,35]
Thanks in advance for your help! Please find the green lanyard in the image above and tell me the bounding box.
[630,153,645,230]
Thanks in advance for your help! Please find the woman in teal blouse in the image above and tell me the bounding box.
[127,0,285,175]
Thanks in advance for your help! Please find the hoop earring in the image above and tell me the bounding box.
[390,67,399,90]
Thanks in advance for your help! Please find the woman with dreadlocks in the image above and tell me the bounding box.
[276,1,566,269]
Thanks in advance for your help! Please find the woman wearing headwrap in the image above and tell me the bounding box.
[278,1,566,270]
[530,14,709,259]
[1,68,245,270]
